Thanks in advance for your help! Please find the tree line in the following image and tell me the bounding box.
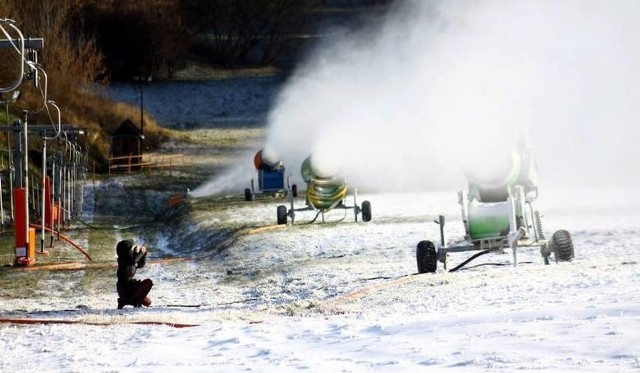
[0,0,392,170]
[2,0,336,82]
[3,0,397,82]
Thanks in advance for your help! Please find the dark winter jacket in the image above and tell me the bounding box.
[116,239,147,295]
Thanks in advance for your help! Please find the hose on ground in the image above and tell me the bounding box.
[448,249,492,273]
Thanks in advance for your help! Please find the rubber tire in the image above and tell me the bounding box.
[277,205,287,225]
[291,184,298,198]
[244,188,254,201]
[361,200,372,222]
[552,229,574,262]
[416,240,437,274]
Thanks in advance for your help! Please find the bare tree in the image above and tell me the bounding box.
[0,0,104,109]
[145,0,190,77]
[184,0,320,67]
[260,0,321,66]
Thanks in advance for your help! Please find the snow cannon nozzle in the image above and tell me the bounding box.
[254,149,282,171]
[464,144,538,202]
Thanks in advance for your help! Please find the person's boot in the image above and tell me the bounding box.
[142,296,152,307]
[117,298,126,309]
[131,279,154,307]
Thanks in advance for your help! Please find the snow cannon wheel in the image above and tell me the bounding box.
[551,229,574,262]
[277,205,288,225]
[291,184,298,198]
[416,240,437,274]
[361,200,372,222]
[244,188,254,201]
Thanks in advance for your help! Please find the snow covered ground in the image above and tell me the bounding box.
[0,184,638,371]
[100,76,282,129]
[3,0,640,369]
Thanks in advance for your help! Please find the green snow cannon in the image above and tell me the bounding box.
[300,156,348,211]
[462,145,537,240]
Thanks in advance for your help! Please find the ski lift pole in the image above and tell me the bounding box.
[6,135,12,224]
[1,92,19,228]
[40,101,61,250]
[68,149,74,219]
[22,110,29,256]
[50,152,57,245]
[75,145,83,217]
[60,134,68,227]
[76,155,83,216]
[17,35,46,264]
[2,98,20,225]
[72,146,78,218]
[65,155,71,225]
[79,150,86,215]
[69,145,75,220]
[52,150,62,236]
[31,174,36,211]
[0,174,3,228]
[74,148,79,218]
[9,165,14,222]
[40,134,46,251]
[70,143,80,220]
[62,165,67,226]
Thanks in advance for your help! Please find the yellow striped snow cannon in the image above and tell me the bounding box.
[245,149,297,201]
[276,155,372,225]
[416,143,574,273]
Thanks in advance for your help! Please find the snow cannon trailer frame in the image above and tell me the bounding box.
[244,168,297,201]
[276,183,371,225]
[276,155,372,225]
[416,185,575,274]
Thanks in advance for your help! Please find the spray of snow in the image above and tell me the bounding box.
[262,0,640,191]
[189,160,256,198]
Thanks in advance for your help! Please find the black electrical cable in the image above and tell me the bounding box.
[448,249,492,273]
[307,211,322,224]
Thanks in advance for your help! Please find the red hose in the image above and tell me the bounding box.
[30,223,92,261]
[0,318,198,328]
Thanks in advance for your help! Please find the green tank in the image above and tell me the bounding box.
[467,202,511,239]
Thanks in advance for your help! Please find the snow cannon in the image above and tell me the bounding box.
[463,145,538,240]
[245,149,296,201]
[300,156,347,211]
[415,143,574,274]
[276,155,372,225]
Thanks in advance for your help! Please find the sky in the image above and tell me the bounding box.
[263,0,640,191]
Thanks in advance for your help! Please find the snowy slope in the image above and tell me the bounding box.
[0,185,638,371]
[4,0,640,368]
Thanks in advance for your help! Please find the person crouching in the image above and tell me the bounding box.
[116,239,153,309]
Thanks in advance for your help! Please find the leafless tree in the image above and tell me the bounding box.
[184,0,320,67]
[0,0,104,96]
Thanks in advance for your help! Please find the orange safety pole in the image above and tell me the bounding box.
[14,187,35,266]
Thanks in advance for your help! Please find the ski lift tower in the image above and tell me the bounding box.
[1,18,44,266]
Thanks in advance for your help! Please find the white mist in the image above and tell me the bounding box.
[263,0,640,192]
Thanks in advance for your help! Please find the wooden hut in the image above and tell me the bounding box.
[110,119,144,172]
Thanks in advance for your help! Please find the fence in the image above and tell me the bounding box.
[108,153,186,174]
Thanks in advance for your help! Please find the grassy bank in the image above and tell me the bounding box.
[0,125,265,268]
